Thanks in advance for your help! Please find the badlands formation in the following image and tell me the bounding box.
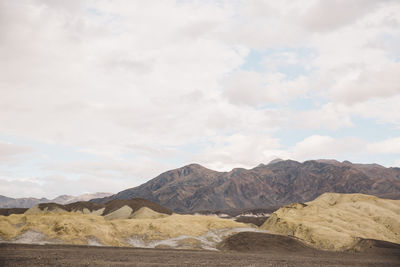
[0,198,261,250]
[261,193,400,251]
[0,193,399,254]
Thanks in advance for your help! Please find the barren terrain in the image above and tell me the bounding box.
[262,193,400,250]
[1,193,399,266]
[1,243,399,267]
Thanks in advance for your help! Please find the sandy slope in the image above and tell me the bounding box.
[130,207,169,219]
[261,193,400,250]
[0,212,249,249]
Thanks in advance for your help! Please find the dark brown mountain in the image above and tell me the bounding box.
[91,160,400,212]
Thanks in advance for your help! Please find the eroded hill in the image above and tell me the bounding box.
[261,193,400,251]
[0,210,259,250]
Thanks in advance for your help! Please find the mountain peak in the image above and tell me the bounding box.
[267,158,284,165]
[174,163,218,174]
[184,163,207,169]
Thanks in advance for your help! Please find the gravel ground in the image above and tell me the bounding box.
[0,243,399,267]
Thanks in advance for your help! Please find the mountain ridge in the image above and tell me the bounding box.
[0,192,113,208]
[91,159,400,212]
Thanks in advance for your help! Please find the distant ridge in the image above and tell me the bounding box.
[0,195,49,209]
[91,159,400,212]
[0,192,113,208]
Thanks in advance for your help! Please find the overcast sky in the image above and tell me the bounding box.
[1,0,400,198]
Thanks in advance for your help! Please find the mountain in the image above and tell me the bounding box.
[91,160,400,212]
[0,192,113,208]
[0,195,50,209]
[51,192,113,204]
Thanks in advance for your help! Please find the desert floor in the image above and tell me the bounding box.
[0,243,399,267]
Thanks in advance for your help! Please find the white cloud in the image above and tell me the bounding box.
[193,133,286,171]
[45,157,173,185]
[305,1,400,105]
[329,62,400,104]
[0,174,131,199]
[0,0,400,197]
[0,176,46,198]
[1,0,398,155]
[0,141,34,164]
[193,134,369,171]
[294,92,400,131]
[295,103,354,130]
[0,0,246,155]
[300,0,383,32]
[345,95,400,126]
[261,50,315,73]
[367,137,400,154]
[222,71,310,106]
[289,135,365,161]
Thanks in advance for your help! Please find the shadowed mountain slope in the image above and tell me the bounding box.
[91,160,400,212]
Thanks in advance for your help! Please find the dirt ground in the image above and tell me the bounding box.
[0,243,399,267]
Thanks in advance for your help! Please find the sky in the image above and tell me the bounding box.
[0,0,400,198]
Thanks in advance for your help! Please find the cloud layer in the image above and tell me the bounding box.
[0,0,399,198]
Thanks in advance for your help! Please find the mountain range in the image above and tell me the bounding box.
[91,159,400,212]
[0,192,112,208]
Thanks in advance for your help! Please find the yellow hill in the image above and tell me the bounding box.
[103,205,133,220]
[130,207,169,219]
[0,213,247,247]
[261,193,400,251]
